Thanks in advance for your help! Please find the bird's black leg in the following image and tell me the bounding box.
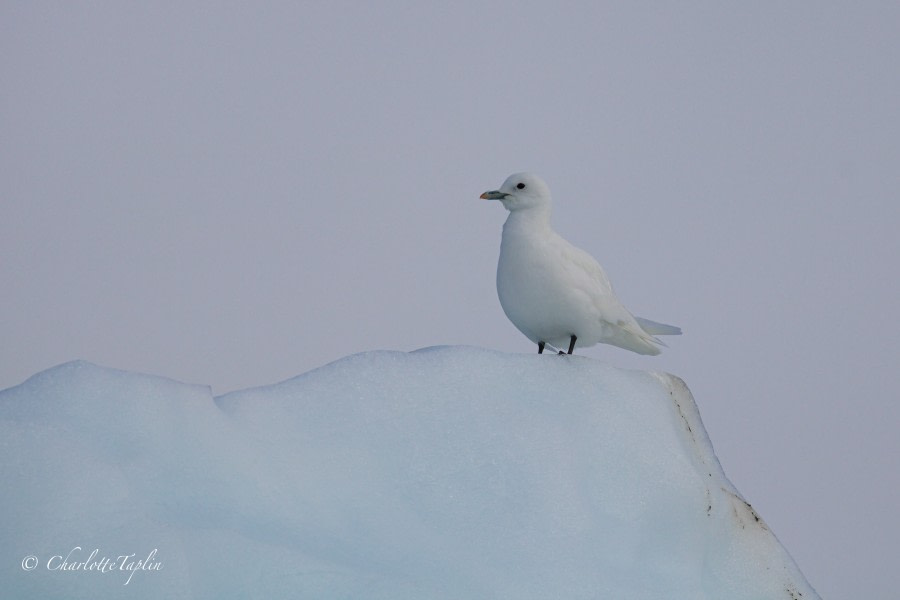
[567,335,577,355]
[538,342,545,354]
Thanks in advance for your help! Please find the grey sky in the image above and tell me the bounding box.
[2,3,898,597]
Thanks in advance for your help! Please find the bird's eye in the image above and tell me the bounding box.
[516,183,526,190]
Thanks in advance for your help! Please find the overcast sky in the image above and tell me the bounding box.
[3,3,898,597]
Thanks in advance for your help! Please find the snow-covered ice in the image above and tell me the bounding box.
[0,346,817,599]
[482,172,681,355]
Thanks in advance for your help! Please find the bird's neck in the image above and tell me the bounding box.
[502,207,553,238]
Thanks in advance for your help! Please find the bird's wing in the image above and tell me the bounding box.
[555,239,615,296]
[554,238,636,323]
[554,236,664,353]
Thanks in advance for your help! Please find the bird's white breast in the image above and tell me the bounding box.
[496,214,605,347]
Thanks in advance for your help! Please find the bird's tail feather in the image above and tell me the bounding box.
[635,317,682,336]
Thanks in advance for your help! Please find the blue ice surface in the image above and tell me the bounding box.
[0,346,819,599]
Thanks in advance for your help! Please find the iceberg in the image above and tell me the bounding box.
[0,346,818,599]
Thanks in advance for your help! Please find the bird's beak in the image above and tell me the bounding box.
[480,190,510,200]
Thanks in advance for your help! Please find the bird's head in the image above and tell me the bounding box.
[480,172,552,213]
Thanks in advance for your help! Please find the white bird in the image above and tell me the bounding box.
[481,172,681,355]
